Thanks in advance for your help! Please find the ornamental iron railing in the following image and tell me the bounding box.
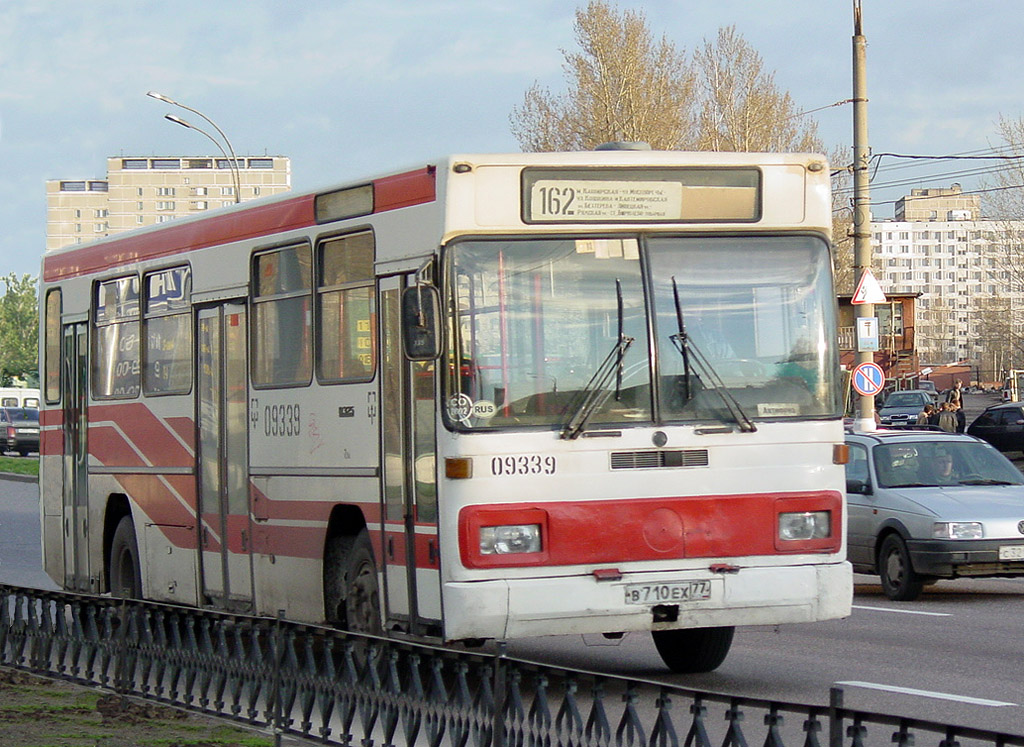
[1,584,1021,747]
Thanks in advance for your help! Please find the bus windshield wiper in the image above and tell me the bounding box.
[560,280,634,440]
[669,277,756,433]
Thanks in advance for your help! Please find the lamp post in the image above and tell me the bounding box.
[147,91,242,204]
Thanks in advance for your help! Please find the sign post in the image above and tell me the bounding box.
[851,3,878,432]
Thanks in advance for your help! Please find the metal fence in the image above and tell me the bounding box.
[1,584,1022,747]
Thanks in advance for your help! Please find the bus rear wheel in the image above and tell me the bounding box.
[651,626,735,673]
[110,516,142,599]
[324,530,382,634]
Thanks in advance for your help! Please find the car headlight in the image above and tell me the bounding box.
[479,524,542,555]
[933,522,983,540]
[778,511,831,541]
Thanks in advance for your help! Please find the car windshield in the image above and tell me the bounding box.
[883,393,925,408]
[873,440,1024,488]
[6,408,38,421]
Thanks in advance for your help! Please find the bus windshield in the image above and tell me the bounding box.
[444,234,840,431]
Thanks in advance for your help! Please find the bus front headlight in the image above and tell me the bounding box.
[479,524,542,555]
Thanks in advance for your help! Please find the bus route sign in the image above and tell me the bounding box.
[852,362,885,397]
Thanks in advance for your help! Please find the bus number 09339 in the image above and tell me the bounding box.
[264,404,301,437]
[491,454,556,476]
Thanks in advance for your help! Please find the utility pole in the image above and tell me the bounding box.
[851,0,877,431]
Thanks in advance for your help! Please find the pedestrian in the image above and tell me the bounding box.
[916,403,934,426]
[945,379,964,408]
[937,402,958,433]
[952,402,966,433]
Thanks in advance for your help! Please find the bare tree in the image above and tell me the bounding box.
[510,1,697,151]
[512,7,824,158]
[979,115,1024,372]
[694,26,823,153]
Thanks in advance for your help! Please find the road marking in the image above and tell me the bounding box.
[837,681,1017,707]
[853,604,951,617]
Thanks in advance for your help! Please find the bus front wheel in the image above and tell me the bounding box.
[651,626,735,673]
[324,529,382,634]
[110,516,142,599]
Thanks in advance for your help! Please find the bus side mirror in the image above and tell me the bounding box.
[402,285,441,361]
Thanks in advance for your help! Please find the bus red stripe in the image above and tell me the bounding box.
[42,194,317,282]
[42,166,438,283]
[374,167,436,212]
[89,403,194,467]
[459,491,843,569]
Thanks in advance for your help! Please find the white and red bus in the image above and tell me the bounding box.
[39,148,851,672]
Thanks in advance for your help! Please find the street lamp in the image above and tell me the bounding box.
[147,91,242,204]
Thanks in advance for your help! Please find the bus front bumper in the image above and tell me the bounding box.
[442,561,852,641]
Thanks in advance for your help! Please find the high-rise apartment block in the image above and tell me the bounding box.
[46,155,291,251]
[872,184,1023,380]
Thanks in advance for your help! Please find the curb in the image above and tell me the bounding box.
[0,472,38,483]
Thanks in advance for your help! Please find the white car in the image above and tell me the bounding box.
[845,430,1024,600]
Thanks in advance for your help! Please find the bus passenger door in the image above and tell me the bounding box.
[379,276,441,636]
[196,303,254,611]
[62,323,90,591]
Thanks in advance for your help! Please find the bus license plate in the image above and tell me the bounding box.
[998,545,1024,561]
[624,580,712,605]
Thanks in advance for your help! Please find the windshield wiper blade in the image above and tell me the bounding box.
[958,478,1016,486]
[669,277,756,433]
[560,279,634,440]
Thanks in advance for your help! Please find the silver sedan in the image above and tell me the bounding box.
[845,430,1024,600]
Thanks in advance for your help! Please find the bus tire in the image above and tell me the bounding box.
[878,534,924,601]
[651,626,735,673]
[324,529,382,634]
[110,516,142,599]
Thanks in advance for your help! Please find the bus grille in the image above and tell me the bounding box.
[610,449,709,470]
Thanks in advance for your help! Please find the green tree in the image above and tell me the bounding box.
[0,273,39,386]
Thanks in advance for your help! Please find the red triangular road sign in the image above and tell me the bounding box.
[851,269,886,305]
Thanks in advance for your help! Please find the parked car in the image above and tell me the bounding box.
[845,430,1024,601]
[967,402,1024,456]
[916,380,938,403]
[0,407,39,456]
[876,389,933,426]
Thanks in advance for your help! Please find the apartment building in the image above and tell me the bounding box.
[872,184,1024,380]
[46,155,291,251]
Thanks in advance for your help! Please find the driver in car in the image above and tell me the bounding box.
[921,449,958,485]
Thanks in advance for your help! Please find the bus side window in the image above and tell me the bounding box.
[252,243,313,387]
[44,288,62,404]
[143,266,192,395]
[93,275,141,399]
[316,231,375,383]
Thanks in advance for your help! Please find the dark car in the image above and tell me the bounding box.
[967,402,1024,455]
[877,389,933,426]
[846,430,1024,600]
[0,407,39,456]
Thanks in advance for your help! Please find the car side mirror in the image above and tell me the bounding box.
[846,477,871,495]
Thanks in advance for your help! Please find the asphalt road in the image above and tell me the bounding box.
[3,396,1023,737]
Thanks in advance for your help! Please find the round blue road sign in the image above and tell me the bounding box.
[852,362,885,397]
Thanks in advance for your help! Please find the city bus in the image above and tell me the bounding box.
[38,148,852,672]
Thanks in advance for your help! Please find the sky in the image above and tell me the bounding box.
[2,1,1023,280]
